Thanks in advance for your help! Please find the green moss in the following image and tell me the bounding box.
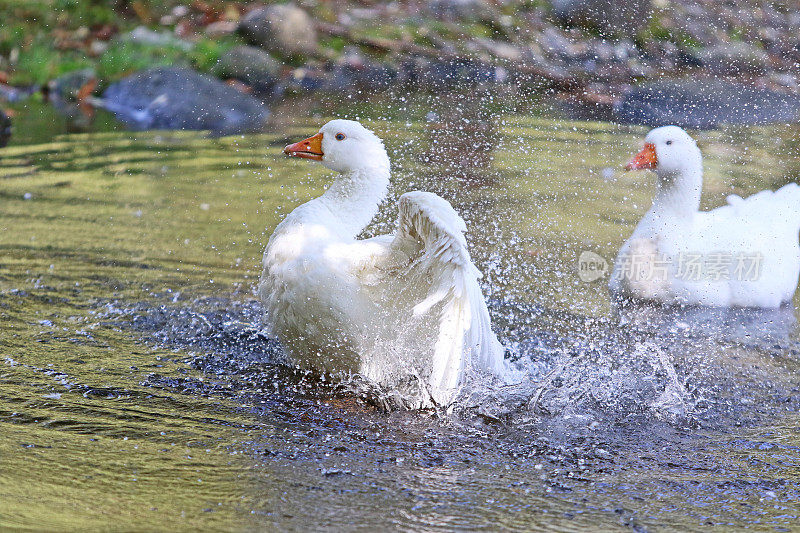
[318,35,347,54]
[0,0,249,85]
[7,28,240,86]
[190,36,238,71]
[0,0,200,31]
[97,36,238,83]
[359,23,408,43]
[0,23,29,56]
[640,14,702,49]
[0,0,112,30]
[460,22,494,39]
[9,38,93,85]
[97,41,184,81]
[728,25,747,42]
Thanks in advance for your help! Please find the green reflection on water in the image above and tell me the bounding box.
[1,99,800,530]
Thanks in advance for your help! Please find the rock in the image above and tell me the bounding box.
[551,0,652,37]
[426,0,492,21]
[89,40,109,56]
[615,79,800,129]
[122,26,194,51]
[281,67,328,95]
[697,41,770,76]
[0,84,35,103]
[559,90,618,122]
[540,27,589,60]
[676,48,703,69]
[239,4,317,58]
[323,49,397,92]
[0,109,11,148]
[49,68,96,100]
[50,97,95,131]
[473,38,523,62]
[402,58,500,90]
[213,45,281,95]
[102,67,270,134]
[204,20,238,38]
[769,72,798,89]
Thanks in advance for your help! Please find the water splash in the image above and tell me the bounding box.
[102,291,800,437]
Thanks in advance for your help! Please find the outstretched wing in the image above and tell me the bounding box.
[383,191,508,405]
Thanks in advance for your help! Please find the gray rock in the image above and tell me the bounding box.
[399,57,502,90]
[769,72,798,89]
[213,45,282,95]
[122,26,194,51]
[281,67,328,94]
[473,38,523,62]
[697,41,770,75]
[102,67,270,134]
[551,0,652,36]
[239,4,317,58]
[0,109,11,148]
[540,27,589,60]
[427,0,492,21]
[318,48,396,92]
[49,68,96,100]
[0,84,35,103]
[204,20,238,38]
[615,79,800,129]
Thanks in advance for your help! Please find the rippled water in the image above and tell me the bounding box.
[2,96,800,531]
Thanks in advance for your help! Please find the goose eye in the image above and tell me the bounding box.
[666,140,673,146]
[335,133,346,141]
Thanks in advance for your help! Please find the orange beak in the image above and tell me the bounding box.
[625,142,658,171]
[284,132,324,161]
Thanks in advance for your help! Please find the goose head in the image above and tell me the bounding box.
[626,126,702,180]
[284,119,390,174]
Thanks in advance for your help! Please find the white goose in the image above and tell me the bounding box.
[610,126,800,308]
[259,119,509,407]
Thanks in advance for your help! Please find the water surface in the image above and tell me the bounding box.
[2,97,800,531]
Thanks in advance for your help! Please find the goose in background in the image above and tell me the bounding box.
[611,125,800,308]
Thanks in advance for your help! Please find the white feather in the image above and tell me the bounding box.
[259,120,510,408]
[390,191,507,405]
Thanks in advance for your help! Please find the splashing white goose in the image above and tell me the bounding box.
[259,119,510,407]
[610,126,800,308]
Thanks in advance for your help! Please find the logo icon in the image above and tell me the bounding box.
[578,251,609,282]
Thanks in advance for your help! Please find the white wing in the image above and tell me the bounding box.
[381,191,508,405]
[723,182,800,229]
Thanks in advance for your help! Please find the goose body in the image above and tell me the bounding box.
[259,120,509,406]
[610,126,800,308]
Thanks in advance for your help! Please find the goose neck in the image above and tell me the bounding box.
[320,166,389,237]
[651,166,702,218]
